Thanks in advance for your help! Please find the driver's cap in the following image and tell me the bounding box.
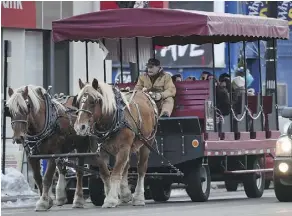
[146,58,160,67]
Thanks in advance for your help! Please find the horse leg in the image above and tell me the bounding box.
[28,158,43,196]
[102,144,131,208]
[55,164,67,206]
[98,157,111,197]
[35,159,56,211]
[72,157,85,208]
[120,161,132,203]
[132,144,150,206]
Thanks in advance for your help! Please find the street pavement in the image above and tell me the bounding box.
[2,189,292,216]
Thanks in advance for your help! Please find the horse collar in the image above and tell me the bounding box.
[93,87,131,143]
[24,93,59,155]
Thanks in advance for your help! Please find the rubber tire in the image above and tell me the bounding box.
[89,177,105,206]
[66,190,75,204]
[243,157,265,198]
[149,180,171,202]
[225,180,238,192]
[144,185,153,200]
[265,180,271,189]
[274,174,292,202]
[185,164,211,202]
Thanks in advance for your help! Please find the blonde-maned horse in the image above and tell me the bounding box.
[6,85,92,211]
[74,78,158,208]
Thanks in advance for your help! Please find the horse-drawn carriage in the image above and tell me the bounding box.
[51,8,289,204]
[3,7,290,211]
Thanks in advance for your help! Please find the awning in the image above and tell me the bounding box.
[52,8,289,45]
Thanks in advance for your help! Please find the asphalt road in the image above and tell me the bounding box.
[2,189,292,216]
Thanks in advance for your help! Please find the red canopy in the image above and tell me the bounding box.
[52,8,289,45]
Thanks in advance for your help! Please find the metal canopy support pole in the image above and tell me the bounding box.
[265,1,278,97]
[152,38,156,59]
[102,39,107,83]
[242,41,248,131]
[2,40,10,174]
[135,37,140,80]
[85,42,89,82]
[119,38,123,83]
[211,41,217,132]
[266,1,278,130]
[227,42,233,130]
[273,38,279,130]
[257,40,264,131]
[132,37,140,82]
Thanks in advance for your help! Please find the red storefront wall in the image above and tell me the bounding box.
[1,1,36,28]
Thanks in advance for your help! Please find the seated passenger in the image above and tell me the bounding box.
[172,74,182,82]
[212,77,230,116]
[200,71,212,80]
[134,58,176,117]
[219,73,230,83]
[219,76,231,94]
[231,76,245,114]
[185,76,196,81]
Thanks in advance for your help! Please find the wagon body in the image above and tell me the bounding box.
[52,8,289,203]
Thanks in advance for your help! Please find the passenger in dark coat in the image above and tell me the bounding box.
[206,75,231,116]
[216,81,231,116]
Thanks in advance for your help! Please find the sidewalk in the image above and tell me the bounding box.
[1,195,39,203]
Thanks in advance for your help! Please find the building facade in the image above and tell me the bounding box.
[1,1,106,175]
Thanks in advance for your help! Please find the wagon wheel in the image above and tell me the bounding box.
[243,157,265,198]
[225,180,238,192]
[274,173,292,202]
[89,176,105,206]
[185,164,211,202]
[149,179,171,202]
[144,184,153,200]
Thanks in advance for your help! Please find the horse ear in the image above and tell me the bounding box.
[92,78,99,90]
[79,78,85,89]
[23,86,29,99]
[8,87,14,97]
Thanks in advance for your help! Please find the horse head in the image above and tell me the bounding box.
[6,85,46,144]
[74,78,116,136]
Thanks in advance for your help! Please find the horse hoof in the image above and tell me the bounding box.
[56,197,67,206]
[102,197,119,208]
[132,199,145,206]
[35,197,53,211]
[72,202,84,208]
[132,194,145,206]
[120,193,132,203]
[72,197,85,208]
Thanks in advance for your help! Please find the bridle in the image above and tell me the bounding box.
[76,94,102,118]
[10,99,30,128]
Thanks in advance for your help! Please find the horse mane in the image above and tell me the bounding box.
[77,81,129,115]
[7,85,65,116]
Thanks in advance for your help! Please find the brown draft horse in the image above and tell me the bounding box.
[74,78,158,208]
[6,85,91,211]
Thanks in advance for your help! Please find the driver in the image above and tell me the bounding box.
[134,58,176,117]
